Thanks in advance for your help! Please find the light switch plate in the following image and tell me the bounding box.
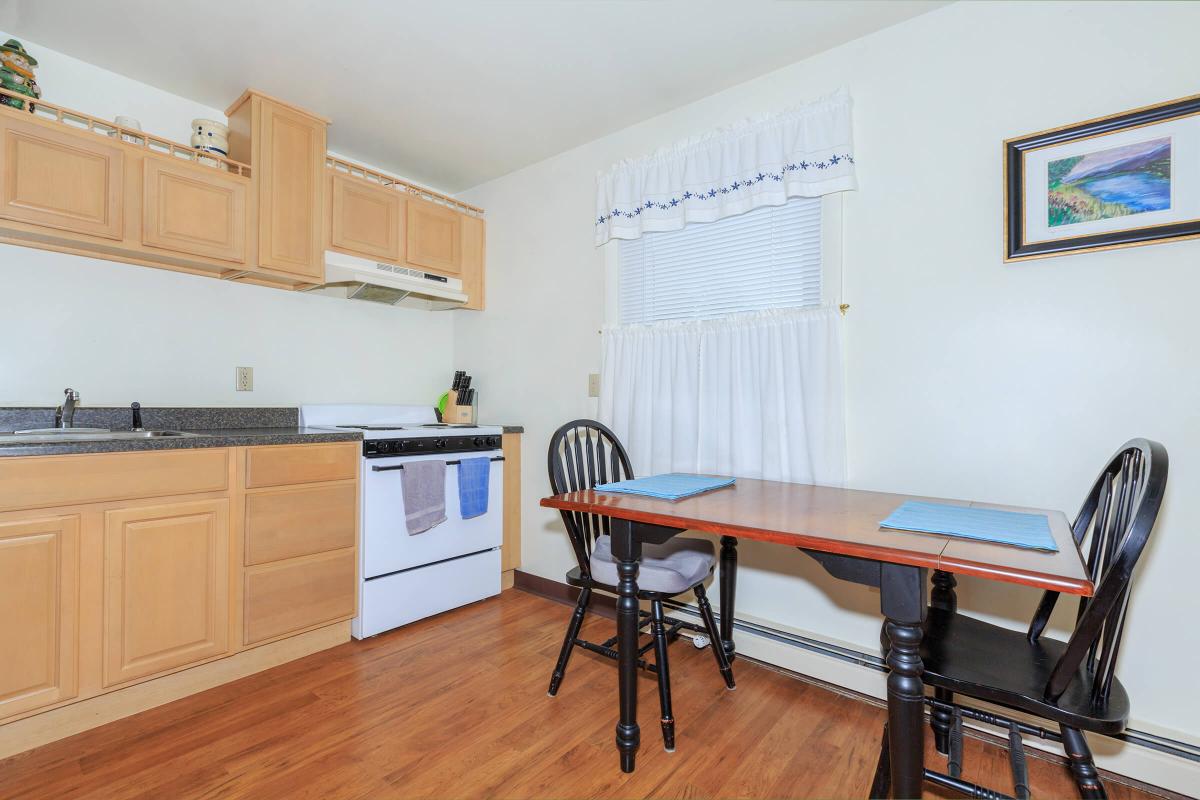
[588,373,600,398]
[236,367,254,392]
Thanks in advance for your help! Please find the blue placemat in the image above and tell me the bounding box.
[594,473,735,501]
[880,501,1058,552]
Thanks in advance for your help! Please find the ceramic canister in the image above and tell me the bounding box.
[190,118,229,155]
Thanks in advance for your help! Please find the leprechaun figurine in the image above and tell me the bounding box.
[0,39,40,112]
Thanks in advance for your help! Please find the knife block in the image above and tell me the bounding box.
[442,391,475,424]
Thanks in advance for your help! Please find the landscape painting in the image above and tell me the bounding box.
[1047,137,1172,227]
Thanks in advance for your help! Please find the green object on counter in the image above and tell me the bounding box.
[437,392,450,416]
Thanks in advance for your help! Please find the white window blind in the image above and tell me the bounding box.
[618,198,822,325]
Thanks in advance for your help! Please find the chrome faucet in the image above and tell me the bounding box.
[54,388,80,429]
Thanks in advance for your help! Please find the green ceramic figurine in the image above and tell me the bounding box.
[0,39,40,112]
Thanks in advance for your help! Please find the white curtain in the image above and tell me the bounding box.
[595,90,856,246]
[600,308,846,485]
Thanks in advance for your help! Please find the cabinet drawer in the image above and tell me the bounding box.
[245,482,357,565]
[244,549,356,644]
[244,443,358,489]
[0,449,229,512]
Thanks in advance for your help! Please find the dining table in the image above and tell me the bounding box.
[540,478,1094,800]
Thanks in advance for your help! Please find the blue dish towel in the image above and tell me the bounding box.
[880,501,1058,552]
[594,473,735,501]
[457,457,491,519]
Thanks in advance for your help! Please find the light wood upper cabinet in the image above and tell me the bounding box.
[0,115,123,240]
[226,90,328,281]
[460,213,485,311]
[103,499,230,687]
[328,173,403,263]
[141,156,247,264]
[406,196,461,275]
[0,515,79,721]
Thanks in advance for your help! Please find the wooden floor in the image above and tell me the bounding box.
[0,590,1161,799]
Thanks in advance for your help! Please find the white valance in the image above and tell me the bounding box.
[595,90,857,246]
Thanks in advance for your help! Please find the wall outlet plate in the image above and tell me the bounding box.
[588,372,600,398]
[236,366,254,392]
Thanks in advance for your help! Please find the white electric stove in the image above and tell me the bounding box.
[300,404,505,638]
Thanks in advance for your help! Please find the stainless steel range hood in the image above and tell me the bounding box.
[307,251,467,310]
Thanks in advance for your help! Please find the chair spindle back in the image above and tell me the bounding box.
[1027,439,1167,706]
[547,420,635,577]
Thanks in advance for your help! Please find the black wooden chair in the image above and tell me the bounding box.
[873,438,1168,800]
[545,419,734,752]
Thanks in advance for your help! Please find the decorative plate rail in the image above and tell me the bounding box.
[0,86,252,177]
[325,154,482,217]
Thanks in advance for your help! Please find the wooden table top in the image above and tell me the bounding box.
[541,479,1093,596]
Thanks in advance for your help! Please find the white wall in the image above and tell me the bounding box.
[454,0,1200,783]
[0,32,453,408]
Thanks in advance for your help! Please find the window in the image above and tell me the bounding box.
[617,198,822,325]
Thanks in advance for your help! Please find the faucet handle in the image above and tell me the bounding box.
[130,402,144,431]
[64,388,79,400]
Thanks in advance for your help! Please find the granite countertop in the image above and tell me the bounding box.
[0,407,361,458]
[499,425,524,434]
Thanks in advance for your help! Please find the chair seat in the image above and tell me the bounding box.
[587,535,715,595]
[919,607,1130,735]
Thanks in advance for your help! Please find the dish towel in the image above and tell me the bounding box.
[402,460,447,535]
[458,457,491,519]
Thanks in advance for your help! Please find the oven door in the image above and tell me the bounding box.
[362,450,504,578]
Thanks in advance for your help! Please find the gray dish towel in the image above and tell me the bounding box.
[401,460,447,534]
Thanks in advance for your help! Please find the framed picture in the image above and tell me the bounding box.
[1005,94,1200,261]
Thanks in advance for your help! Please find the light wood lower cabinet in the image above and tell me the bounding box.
[0,441,359,736]
[0,515,80,719]
[0,114,124,240]
[141,156,247,264]
[103,499,230,687]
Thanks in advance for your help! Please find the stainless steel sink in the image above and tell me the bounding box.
[0,430,202,445]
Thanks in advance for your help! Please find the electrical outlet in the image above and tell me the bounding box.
[236,367,254,392]
[588,373,600,398]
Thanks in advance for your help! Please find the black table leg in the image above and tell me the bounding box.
[929,570,957,755]
[719,535,738,660]
[880,563,927,800]
[610,517,642,774]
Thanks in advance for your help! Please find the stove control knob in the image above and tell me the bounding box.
[376,441,392,454]
[435,438,446,449]
[486,436,499,448]
[473,437,483,447]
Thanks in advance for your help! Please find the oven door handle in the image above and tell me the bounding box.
[371,456,505,473]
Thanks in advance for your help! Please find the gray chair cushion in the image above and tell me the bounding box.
[590,535,715,595]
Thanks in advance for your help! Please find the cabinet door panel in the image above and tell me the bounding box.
[406,197,461,274]
[142,157,247,263]
[330,174,402,262]
[103,500,229,687]
[258,103,325,279]
[0,516,79,721]
[0,117,123,239]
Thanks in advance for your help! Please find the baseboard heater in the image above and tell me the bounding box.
[659,597,1200,766]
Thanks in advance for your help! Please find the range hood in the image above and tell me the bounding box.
[307,251,467,310]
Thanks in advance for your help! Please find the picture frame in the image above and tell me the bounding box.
[1004,93,1200,261]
